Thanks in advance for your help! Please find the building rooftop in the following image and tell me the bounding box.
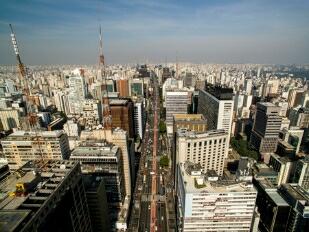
[204,83,233,100]
[177,128,227,139]
[266,189,289,206]
[109,99,129,105]
[4,130,65,138]
[70,141,119,159]
[179,162,256,194]
[0,160,79,231]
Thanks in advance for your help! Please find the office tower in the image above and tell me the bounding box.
[262,79,279,97]
[278,184,309,232]
[1,130,70,170]
[68,75,87,114]
[177,161,257,232]
[302,92,309,107]
[81,99,102,123]
[197,84,233,137]
[0,160,92,232]
[288,88,305,108]
[134,101,145,139]
[70,142,126,227]
[162,67,171,84]
[83,175,110,232]
[250,102,282,154]
[288,106,309,128]
[129,79,144,97]
[0,108,20,131]
[244,78,253,94]
[69,75,87,99]
[53,90,70,114]
[63,119,80,137]
[269,153,293,186]
[253,179,291,232]
[116,79,129,97]
[280,127,304,154]
[175,129,228,176]
[173,114,207,134]
[80,128,133,199]
[293,158,309,192]
[165,91,188,134]
[110,99,135,139]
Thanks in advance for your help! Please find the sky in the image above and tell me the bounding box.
[0,0,308,65]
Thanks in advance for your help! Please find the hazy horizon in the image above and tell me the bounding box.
[1,0,309,65]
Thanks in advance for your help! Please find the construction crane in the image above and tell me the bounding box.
[9,24,30,97]
[9,24,38,130]
[99,26,112,139]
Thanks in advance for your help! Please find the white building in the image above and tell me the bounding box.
[176,129,229,176]
[165,91,188,134]
[63,119,80,137]
[177,161,257,232]
[134,101,145,139]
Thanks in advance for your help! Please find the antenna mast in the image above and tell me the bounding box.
[99,26,112,139]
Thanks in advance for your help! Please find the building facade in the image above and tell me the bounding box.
[197,84,233,137]
[175,129,229,176]
[250,102,282,154]
[1,130,70,170]
[177,161,257,232]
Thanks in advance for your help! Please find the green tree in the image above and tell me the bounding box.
[160,155,169,167]
[159,121,166,134]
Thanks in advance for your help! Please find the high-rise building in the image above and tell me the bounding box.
[165,90,188,134]
[279,184,309,231]
[83,175,110,232]
[253,178,291,232]
[0,160,92,232]
[68,75,87,114]
[262,79,280,97]
[0,108,20,131]
[288,88,305,108]
[177,161,257,232]
[250,102,282,154]
[1,130,70,170]
[134,101,145,139]
[129,79,144,97]
[244,78,253,95]
[110,99,135,139]
[116,79,129,97]
[292,158,309,192]
[268,153,293,186]
[288,106,309,128]
[198,84,234,137]
[175,129,228,176]
[70,141,126,227]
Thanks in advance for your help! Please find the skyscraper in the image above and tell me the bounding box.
[165,90,188,134]
[110,99,135,139]
[198,84,234,137]
[250,102,282,154]
[70,141,127,228]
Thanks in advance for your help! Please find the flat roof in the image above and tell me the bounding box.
[0,210,31,232]
[179,163,256,193]
[267,190,289,206]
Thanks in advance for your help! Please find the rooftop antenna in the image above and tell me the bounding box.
[99,25,112,140]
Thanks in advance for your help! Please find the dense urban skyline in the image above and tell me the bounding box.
[1,0,309,65]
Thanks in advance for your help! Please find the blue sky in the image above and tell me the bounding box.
[0,0,308,65]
